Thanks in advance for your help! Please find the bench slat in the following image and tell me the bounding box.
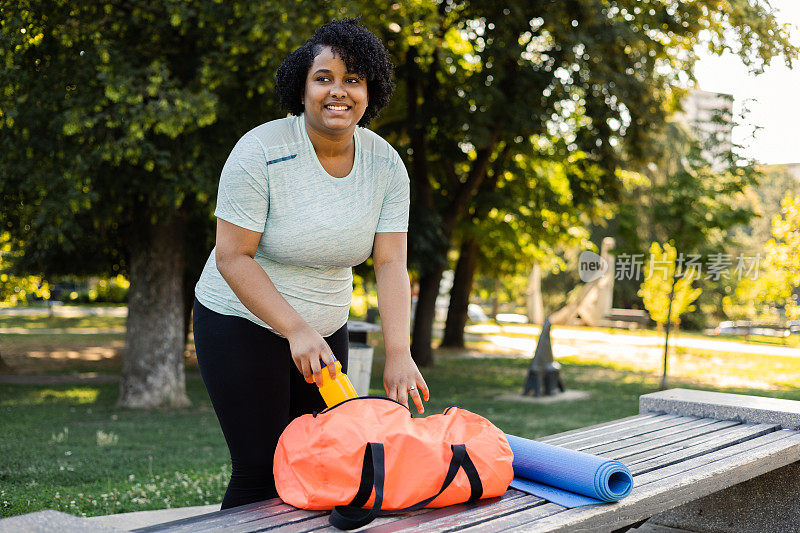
[257,492,538,533]
[541,414,684,446]
[359,491,540,533]
[624,423,779,474]
[633,429,797,486]
[282,509,433,533]
[553,415,703,450]
[198,507,326,533]
[597,419,741,461]
[538,413,661,443]
[580,418,735,455]
[132,499,290,532]
[454,502,565,533]
[268,505,437,532]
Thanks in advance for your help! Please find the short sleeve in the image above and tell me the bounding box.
[214,134,269,233]
[375,151,410,233]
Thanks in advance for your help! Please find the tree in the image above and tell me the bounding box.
[625,113,759,377]
[612,103,767,329]
[371,0,796,366]
[720,165,800,322]
[441,142,596,347]
[764,194,800,320]
[747,166,800,247]
[722,267,785,322]
[639,241,701,389]
[0,1,331,407]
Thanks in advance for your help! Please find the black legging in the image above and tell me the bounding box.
[192,297,349,509]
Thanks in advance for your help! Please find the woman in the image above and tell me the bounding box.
[192,18,430,510]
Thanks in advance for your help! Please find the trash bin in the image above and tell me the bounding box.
[346,320,381,396]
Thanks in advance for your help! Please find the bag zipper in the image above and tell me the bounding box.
[315,396,412,417]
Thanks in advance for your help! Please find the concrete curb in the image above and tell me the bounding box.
[85,503,221,531]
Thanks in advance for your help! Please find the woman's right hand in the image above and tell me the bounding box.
[287,323,337,387]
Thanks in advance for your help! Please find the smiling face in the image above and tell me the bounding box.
[302,46,369,136]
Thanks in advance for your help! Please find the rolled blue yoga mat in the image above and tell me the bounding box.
[505,433,633,508]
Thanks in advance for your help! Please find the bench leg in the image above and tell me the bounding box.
[648,460,800,533]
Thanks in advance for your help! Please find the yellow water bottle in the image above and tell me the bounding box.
[318,361,359,407]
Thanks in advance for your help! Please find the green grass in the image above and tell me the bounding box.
[1,378,227,518]
[391,357,646,438]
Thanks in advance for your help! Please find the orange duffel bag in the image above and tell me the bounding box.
[274,397,514,530]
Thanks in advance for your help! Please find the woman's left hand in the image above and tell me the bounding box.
[383,350,430,414]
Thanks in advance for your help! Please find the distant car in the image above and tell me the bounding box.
[714,321,751,335]
[714,320,790,337]
[467,304,489,323]
[750,327,789,337]
[411,297,490,323]
[495,313,529,324]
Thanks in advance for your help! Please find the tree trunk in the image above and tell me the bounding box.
[411,265,446,367]
[441,238,479,348]
[661,273,678,391]
[0,351,12,374]
[491,278,500,318]
[118,213,190,408]
[526,262,545,325]
[183,279,194,353]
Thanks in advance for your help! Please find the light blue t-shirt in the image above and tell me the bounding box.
[194,114,410,336]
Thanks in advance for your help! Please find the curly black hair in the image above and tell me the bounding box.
[275,17,395,127]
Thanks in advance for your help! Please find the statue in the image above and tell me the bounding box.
[549,237,616,326]
[522,317,564,396]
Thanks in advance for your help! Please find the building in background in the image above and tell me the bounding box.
[784,163,800,180]
[757,163,800,182]
[677,88,734,171]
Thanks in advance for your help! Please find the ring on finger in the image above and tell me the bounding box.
[408,385,417,391]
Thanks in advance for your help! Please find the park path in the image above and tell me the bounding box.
[0,327,125,334]
[466,324,800,359]
[0,305,127,334]
[0,305,127,317]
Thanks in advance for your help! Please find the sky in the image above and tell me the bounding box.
[692,0,800,165]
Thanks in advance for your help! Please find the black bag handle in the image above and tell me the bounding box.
[329,442,483,530]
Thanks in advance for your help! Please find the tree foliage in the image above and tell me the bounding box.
[721,266,784,321]
[639,241,701,327]
[764,194,800,320]
[0,233,50,305]
[0,0,335,275]
[721,168,800,322]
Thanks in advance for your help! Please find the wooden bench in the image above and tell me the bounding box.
[134,388,800,533]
